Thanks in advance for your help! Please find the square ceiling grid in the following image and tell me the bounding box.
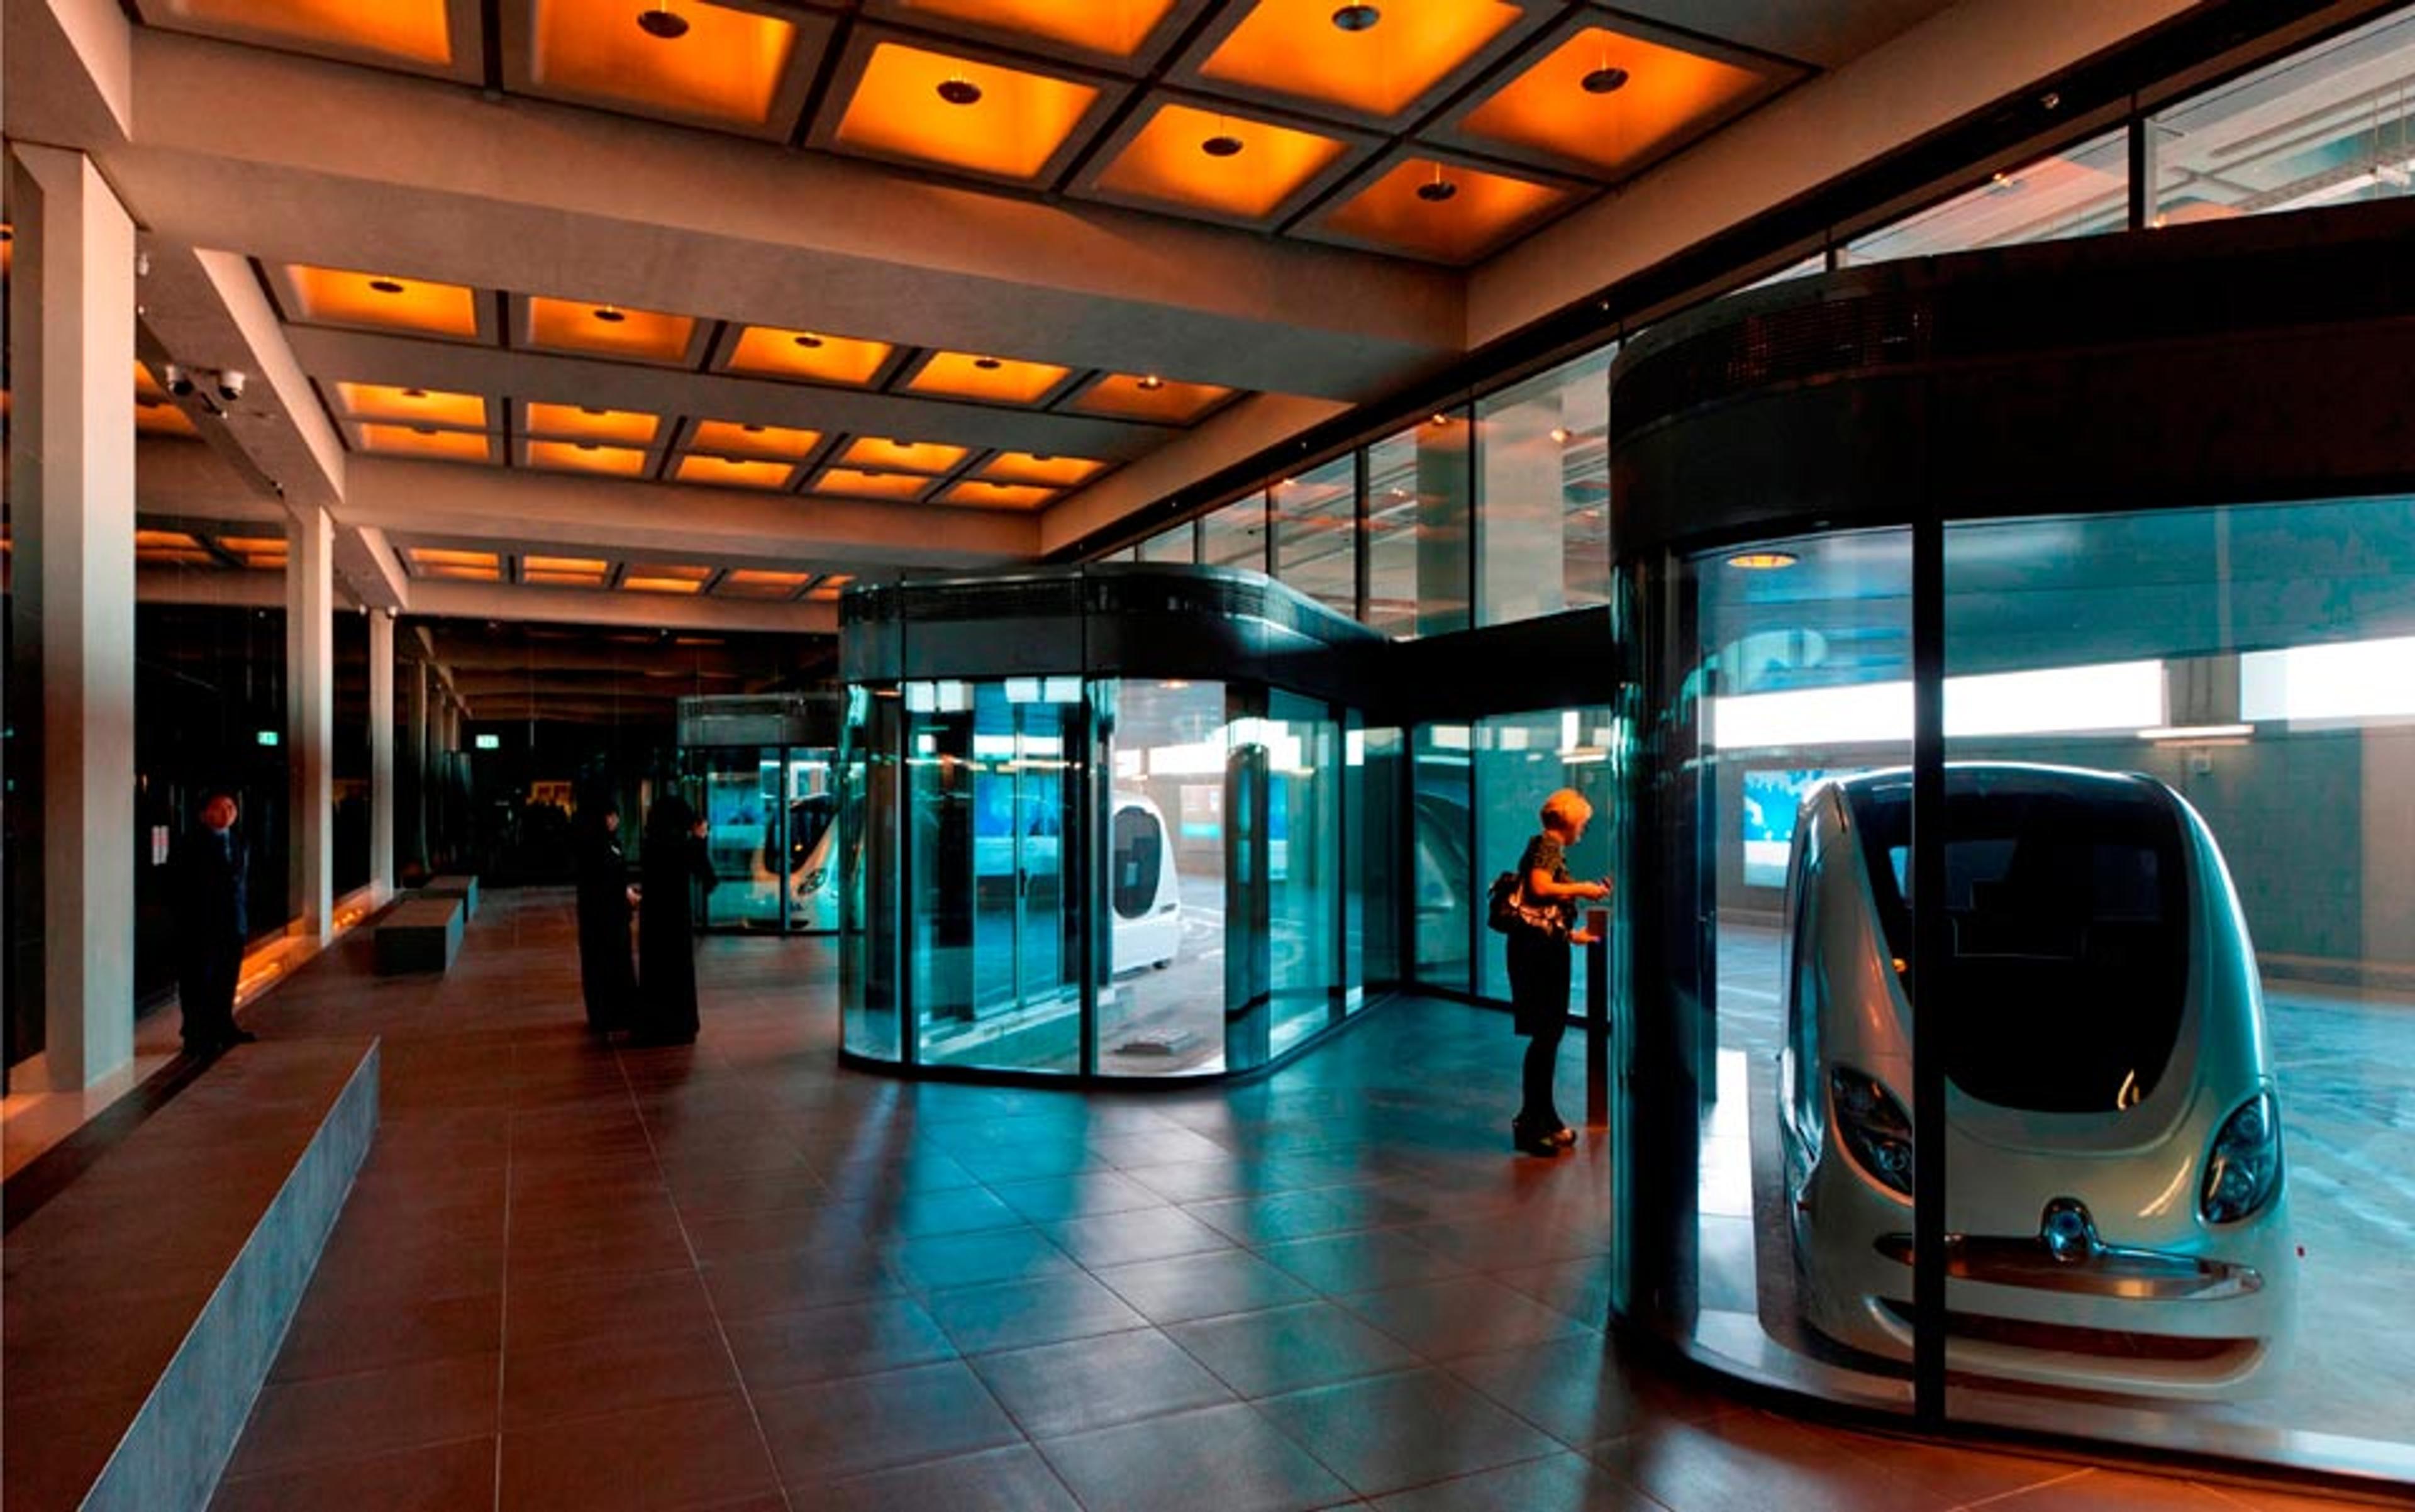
[255,261,1265,509]
[140,1,1812,266]
[387,540,858,602]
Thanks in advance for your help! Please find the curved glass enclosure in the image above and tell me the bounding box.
[836,566,1384,1081]
[1610,196,2415,1489]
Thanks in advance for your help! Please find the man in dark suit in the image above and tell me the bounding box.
[177,789,256,1057]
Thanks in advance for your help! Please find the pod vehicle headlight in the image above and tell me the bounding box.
[2201,1091,2283,1225]
[1831,1066,1914,1196]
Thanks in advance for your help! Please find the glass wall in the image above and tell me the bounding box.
[1367,410,1472,638]
[1472,708,1617,1006]
[1411,723,1474,992]
[2155,5,2415,224]
[1265,691,1341,1055]
[1475,349,1613,625]
[1201,494,1269,574]
[843,669,1360,1081]
[1272,457,1358,618]
[1841,128,2129,263]
[689,743,838,933]
[1933,498,2415,1473]
[1651,527,1919,1411]
[1099,678,1229,1075]
[1140,524,1197,564]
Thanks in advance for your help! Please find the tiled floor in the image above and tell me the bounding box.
[203,890,2385,1511]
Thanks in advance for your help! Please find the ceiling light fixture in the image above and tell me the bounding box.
[1201,133,1244,158]
[742,423,765,433]
[1136,374,1165,391]
[1581,65,1630,95]
[577,440,601,451]
[937,74,983,106]
[1331,4,1381,32]
[580,405,608,415]
[1416,164,1457,203]
[1549,426,1570,443]
[636,3,689,39]
[413,424,439,435]
[1726,550,1799,570]
[593,305,627,323]
[403,387,430,399]
[369,279,406,294]
[973,356,1003,370]
[792,333,824,348]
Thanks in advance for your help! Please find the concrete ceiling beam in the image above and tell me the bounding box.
[103,31,1463,401]
[404,577,835,635]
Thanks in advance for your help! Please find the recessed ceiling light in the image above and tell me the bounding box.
[593,306,626,323]
[1416,177,1458,203]
[792,333,824,348]
[402,387,429,399]
[1033,453,1054,462]
[937,76,983,106]
[636,4,689,40]
[369,279,406,294]
[1201,134,1244,158]
[1137,374,1165,391]
[1331,4,1381,32]
[973,356,1003,370]
[742,423,765,433]
[1727,550,1799,570]
[1549,426,1570,443]
[580,405,608,415]
[1580,65,1630,95]
[413,424,438,435]
[577,440,600,451]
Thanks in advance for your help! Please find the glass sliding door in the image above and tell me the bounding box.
[916,677,1086,1075]
[696,746,786,931]
[1266,691,1341,1056]
[840,688,901,1060]
[1097,678,1229,1076]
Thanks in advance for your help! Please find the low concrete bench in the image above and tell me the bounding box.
[373,896,463,976]
[414,873,479,918]
[0,1039,379,1512]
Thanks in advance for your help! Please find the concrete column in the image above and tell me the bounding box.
[368,608,395,901]
[8,147,138,1090]
[285,502,334,942]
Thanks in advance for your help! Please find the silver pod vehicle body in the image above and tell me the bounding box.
[1777,764,2296,1398]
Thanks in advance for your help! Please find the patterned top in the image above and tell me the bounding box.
[1518,831,1577,931]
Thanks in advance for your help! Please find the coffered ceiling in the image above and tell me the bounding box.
[14,0,2063,652]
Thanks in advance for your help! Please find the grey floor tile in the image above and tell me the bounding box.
[1094,1249,1319,1325]
[500,1326,739,1430]
[499,1390,779,1512]
[1167,1300,1419,1398]
[722,1294,958,1392]
[1040,1205,1236,1267]
[1256,1229,1471,1297]
[1368,1450,1662,1511]
[816,1444,1083,1512]
[208,1435,496,1512]
[1341,1276,1592,1360]
[1261,1367,1562,1497]
[1038,1403,1355,1512]
[226,1352,502,1478]
[922,1271,1152,1355]
[971,1328,1235,1438]
[752,1359,1023,1484]
[888,1226,1077,1292]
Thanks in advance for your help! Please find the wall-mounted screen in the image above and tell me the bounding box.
[1742,767,1848,887]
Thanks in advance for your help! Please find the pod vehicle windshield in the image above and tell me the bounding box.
[1777,764,2295,1399]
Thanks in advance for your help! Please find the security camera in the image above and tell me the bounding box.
[215,369,248,402]
[162,363,195,397]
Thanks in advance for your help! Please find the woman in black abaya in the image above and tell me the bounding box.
[573,798,636,1035]
[635,792,716,1045]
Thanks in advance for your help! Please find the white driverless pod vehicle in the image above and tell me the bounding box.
[1108,790,1181,974]
[752,792,840,931]
[1777,764,2295,1399]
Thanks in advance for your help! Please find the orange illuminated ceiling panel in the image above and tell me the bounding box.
[979,452,1105,486]
[1094,101,1348,220]
[158,0,457,67]
[525,568,607,587]
[527,439,650,476]
[409,547,501,582]
[939,479,1055,509]
[1315,155,1572,264]
[623,563,713,594]
[336,382,487,429]
[136,397,200,437]
[833,42,1102,181]
[1458,25,1768,178]
[135,363,168,401]
[1196,0,1523,121]
[887,0,1182,62]
[525,297,697,365]
[527,0,803,128]
[689,420,822,459]
[676,455,797,491]
[135,529,205,552]
[720,569,812,598]
[1067,372,1232,424]
[724,326,892,387]
[525,555,609,574]
[217,535,289,569]
[838,437,969,475]
[284,266,482,340]
[360,423,496,462]
[816,469,935,502]
[524,403,660,445]
[808,574,855,601]
[905,351,1070,405]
